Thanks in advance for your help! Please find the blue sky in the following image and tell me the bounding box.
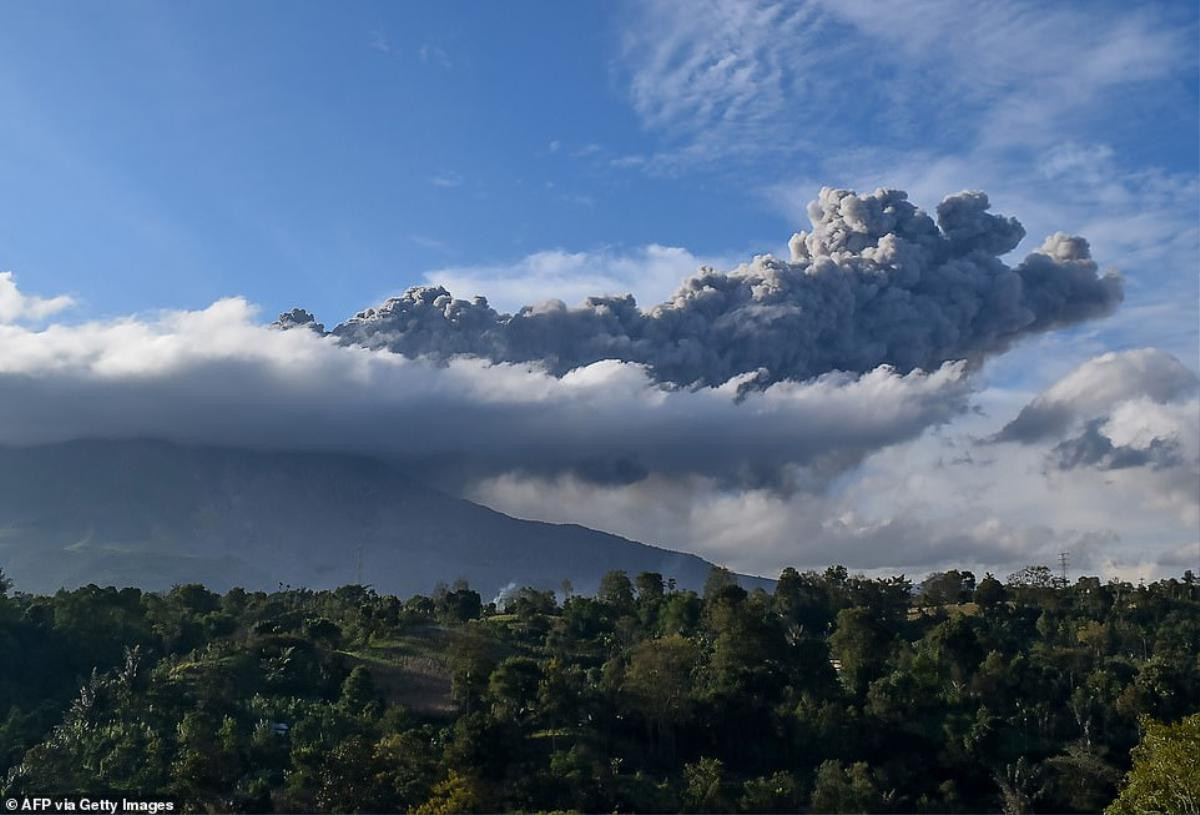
[0,1,781,319]
[2,0,1195,360]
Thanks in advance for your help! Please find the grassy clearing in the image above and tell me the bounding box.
[339,624,454,715]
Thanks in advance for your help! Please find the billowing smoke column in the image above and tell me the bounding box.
[288,188,1123,387]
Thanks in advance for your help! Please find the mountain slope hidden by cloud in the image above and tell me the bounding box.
[0,439,769,597]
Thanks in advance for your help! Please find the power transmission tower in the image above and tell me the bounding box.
[1057,551,1070,587]
[355,543,364,586]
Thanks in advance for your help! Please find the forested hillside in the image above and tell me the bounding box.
[0,565,1197,813]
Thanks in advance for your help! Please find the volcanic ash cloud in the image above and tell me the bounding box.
[317,187,1122,387]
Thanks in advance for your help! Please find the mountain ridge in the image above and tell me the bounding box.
[0,438,771,597]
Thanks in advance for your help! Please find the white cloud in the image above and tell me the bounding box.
[423,244,729,312]
[811,0,1187,150]
[617,0,834,170]
[1,274,1192,580]
[429,171,464,188]
[471,349,1199,579]
[997,348,1199,441]
[993,348,1200,529]
[472,362,1198,580]
[0,278,970,492]
[468,469,1130,580]
[418,43,452,69]
[0,272,74,322]
[368,30,391,54]
[617,0,1189,168]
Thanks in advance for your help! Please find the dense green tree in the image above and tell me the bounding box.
[414,769,486,814]
[739,770,804,813]
[373,729,439,810]
[682,757,733,813]
[623,635,698,761]
[775,567,836,634]
[919,570,977,605]
[634,571,665,627]
[809,760,884,814]
[597,570,636,613]
[447,627,495,713]
[1107,713,1200,814]
[1007,565,1057,589]
[486,657,541,722]
[634,571,665,605]
[829,607,895,694]
[995,757,1045,815]
[339,666,381,717]
[703,566,737,600]
[0,567,1195,813]
[658,590,702,636]
[1043,742,1120,813]
[505,587,556,619]
[974,573,1008,608]
[437,588,483,624]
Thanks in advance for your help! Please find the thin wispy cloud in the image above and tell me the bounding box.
[368,29,391,53]
[812,0,1188,149]
[429,171,464,188]
[407,234,453,253]
[418,43,452,69]
[616,0,1190,170]
[557,193,594,208]
[618,0,830,170]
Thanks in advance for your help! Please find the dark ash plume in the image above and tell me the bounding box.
[272,308,325,334]
[295,188,1124,387]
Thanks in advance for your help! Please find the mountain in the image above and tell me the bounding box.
[0,439,770,598]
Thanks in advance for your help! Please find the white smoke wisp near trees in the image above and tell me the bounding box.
[318,188,1122,388]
